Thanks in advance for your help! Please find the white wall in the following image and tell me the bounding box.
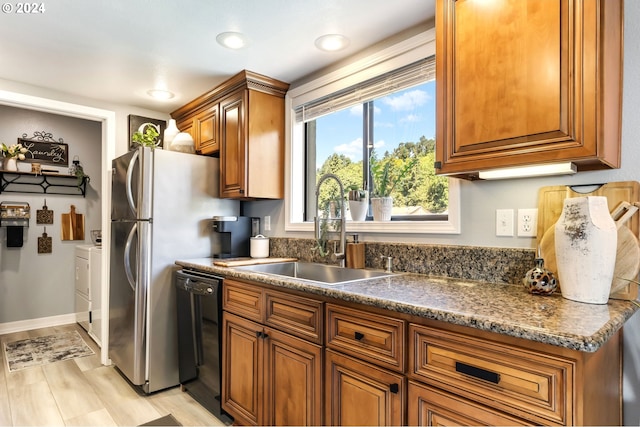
[0,80,168,327]
[0,107,101,323]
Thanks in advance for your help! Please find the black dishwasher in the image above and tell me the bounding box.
[175,269,231,422]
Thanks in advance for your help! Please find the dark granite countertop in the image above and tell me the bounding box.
[176,257,639,353]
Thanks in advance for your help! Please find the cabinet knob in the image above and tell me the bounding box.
[354,331,365,341]
[389,383,399,394]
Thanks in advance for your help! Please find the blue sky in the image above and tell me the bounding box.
[315,80,435,168]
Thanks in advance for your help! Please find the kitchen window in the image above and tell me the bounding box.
[284,28,460,234]
[303,78,448,222]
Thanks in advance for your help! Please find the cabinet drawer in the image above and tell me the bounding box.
[223,279,264,322]
[326,304,405,372]
[408,380,529,426]
[409,324,573,425]
[265,290,323,344]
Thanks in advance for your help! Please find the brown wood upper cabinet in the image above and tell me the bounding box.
[435,0,623,179]
[171,70,289,199]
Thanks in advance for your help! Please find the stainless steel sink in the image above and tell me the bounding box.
[233,261,395,285]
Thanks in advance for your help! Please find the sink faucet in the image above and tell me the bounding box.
[315,173,346,267]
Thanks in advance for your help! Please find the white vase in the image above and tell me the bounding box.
[371,197,393,221]
[3,157,18,171]
[164,119,179,150]
[348,196,368,221]
[170,132,196,153]
[554,196,617,304]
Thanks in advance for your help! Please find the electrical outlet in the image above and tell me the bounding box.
[264,215,271,231]
[517,208,538,237]
[496,209,514,236]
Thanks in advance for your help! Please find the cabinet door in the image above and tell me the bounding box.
[195,105,219,155]
[75,254,90,297]
[222,312,263,426]
[326,349,405,426]
[220,90,247,198]
[408,381,529,426]
[264,328,323,426]
[435,0,622,177]
[89,248,102,345]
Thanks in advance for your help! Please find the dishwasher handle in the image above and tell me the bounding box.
[176,270,221,296]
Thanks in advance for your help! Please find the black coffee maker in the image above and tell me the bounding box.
[212,216,252,258]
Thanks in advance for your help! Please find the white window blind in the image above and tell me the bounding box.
[294,56,435,123]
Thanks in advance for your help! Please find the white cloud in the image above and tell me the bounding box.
[374,139,385,149]
[400,114,421,123]
[381,89,429,111]
[335,137,362,156]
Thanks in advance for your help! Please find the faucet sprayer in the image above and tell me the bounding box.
[315,173,347,267]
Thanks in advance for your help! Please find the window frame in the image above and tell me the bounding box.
[284,27,461,235]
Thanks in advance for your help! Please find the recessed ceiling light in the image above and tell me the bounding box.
[216,32,248,49]
[147,89,175,100]
[314,34,350,52]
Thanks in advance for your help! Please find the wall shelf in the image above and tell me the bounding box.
[0,170,87,197]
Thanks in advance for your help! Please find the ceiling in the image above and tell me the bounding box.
[0,0,434,113]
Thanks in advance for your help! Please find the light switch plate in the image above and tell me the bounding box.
[496,209,514,236]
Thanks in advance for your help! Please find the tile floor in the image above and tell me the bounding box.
[0,323,226,426]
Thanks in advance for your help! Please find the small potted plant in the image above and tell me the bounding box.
[132,126,160,148]
[370,156,417,221]
[347,186,368,221]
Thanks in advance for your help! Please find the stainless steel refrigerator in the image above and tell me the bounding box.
[109,146,238,393]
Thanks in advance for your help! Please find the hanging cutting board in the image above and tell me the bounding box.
[61,205,85,241]
[38,228,52,254]
[537,182,640,300]
[213,257,297,267]
[36,199,54,224]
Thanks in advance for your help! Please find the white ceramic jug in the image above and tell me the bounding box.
[555,196,617,304]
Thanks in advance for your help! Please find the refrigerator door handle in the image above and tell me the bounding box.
[124,222,137,292]
[126,149,139,217]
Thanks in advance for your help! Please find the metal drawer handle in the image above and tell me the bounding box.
[390,383,399,394]
[354,331,365,341]
[455,361,500,384]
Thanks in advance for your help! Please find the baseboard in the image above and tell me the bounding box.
[0,313,77,335]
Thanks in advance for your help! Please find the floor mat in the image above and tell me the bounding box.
[3,330,95,372]
[139,414,182,426]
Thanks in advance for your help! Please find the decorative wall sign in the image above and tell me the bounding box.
[18,131,69,166]
[128,115,166,150]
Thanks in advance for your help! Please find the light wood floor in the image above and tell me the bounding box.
[0,323,227,426]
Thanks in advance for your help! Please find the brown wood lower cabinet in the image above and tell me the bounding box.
[222,280,323,426]
[325,349,405,426]
[222,312,323,426]
[220,277,623,426]
[408,381,529,426]
[222,312,261,425]
[265,328,323,426]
